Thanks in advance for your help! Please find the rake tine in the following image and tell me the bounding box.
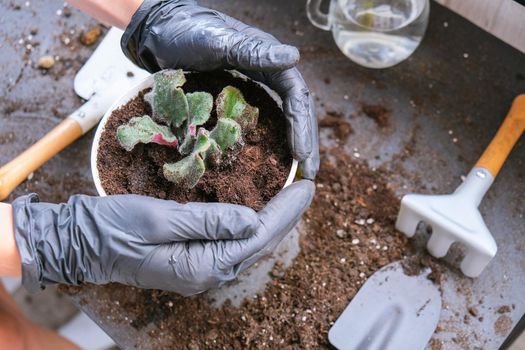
[395,204,422,238]
[460,249,493,278]
[426,229,455,258]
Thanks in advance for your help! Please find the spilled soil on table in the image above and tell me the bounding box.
[97,71,291,211]
[63,142,442,349]
[318,111,353,143]
[361,103,390,128]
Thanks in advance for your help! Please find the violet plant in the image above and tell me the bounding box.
[116,69,259,189]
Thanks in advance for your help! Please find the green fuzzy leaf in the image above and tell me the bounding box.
[178,132,195,156]
[172,88,189,127]
[193,128,212,154]
[163,154,205,189]
[187,92,213,126]
[179,128,209,156]
[210,118,241,151]
[144,69,188,127]
[193,128,222,166]
[179,95,213,155]
[205,138,222,166]
[161,69,186,86]
[216,86,259,130]
[117,115,178,151]
[162,128,225,188]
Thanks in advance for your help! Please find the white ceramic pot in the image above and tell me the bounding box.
[91,71,298,196]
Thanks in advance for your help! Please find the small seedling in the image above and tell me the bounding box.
[117,70,259,189]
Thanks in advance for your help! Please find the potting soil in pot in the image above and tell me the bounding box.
[64,141,442,348]
[97,71,292,211]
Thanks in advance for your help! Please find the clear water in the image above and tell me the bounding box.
[331,0,429,68]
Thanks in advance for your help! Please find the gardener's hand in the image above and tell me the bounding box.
[121,0,319,179]
[11,181,313,296]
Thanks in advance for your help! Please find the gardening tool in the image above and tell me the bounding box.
[0,28,149,200]
[328,261,441,350]
[396,95,525,277]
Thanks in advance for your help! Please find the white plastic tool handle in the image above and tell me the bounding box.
[0,83,122,200]
[69,82,126,134]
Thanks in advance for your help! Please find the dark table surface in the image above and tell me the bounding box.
[1,1,524,349]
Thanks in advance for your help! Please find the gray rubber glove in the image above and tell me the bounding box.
[12,181,314,296]
[121,0,319,179]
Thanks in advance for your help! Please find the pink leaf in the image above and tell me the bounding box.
[152,133,178,148]
[189,124,197,137]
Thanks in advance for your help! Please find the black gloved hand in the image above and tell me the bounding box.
[13,181,314,296]
[121,0,319,179]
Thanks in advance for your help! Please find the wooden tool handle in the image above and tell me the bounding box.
[476,94,525,177]
[0,118,83,201]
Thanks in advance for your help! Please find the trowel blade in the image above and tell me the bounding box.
[73,27,149,101]
[328,261,441,350]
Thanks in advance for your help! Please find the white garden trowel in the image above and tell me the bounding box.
[396,95,525,277]
[328,261,441,350]
[0,28,149,200]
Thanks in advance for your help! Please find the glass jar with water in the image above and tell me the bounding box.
[307,0,430,68]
